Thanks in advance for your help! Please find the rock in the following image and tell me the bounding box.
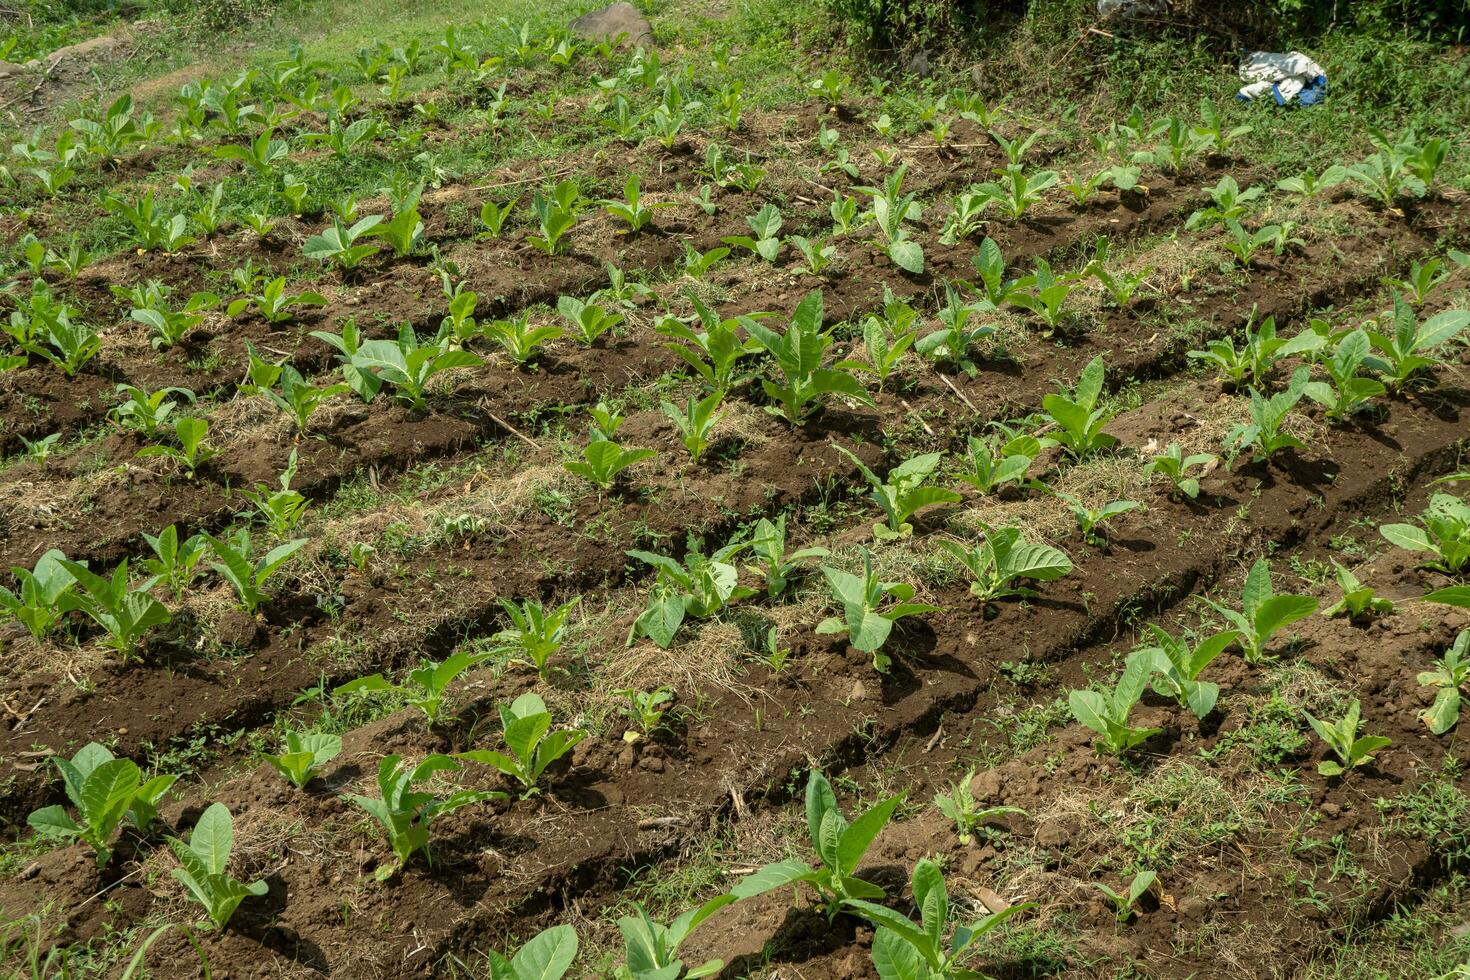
[639,755,665,773]
[46,34,122,67]
[569,3,653,49]
[1034,814,1079,849]
[969,768,1005,802]
[905,49,934,79]
[0,60,28,79]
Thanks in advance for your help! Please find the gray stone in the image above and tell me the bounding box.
[570,3,653,49]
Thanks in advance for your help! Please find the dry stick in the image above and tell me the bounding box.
[0,53,64,114]
[936,369,978,414]
[480,403,541,450]
[469,167,573,192]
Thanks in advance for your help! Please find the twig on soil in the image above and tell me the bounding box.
[0,53,65,114]
[637,815,684,830]
[935,370,978,414]
[923,725,944,753]
[899,398,934,436]
[478,400,541,450]
[469,167,573,192]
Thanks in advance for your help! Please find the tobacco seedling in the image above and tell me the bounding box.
[169,804,268,928]
[558,295,623,345]
[311,321,384,402]
[627,541,752,648]
[657,296,757,393]
[459,693,587,796]
[303,215,384,269]
[1379,493,1470,573]
[972,164,1059,220]
[1303,329,1385,419]
[954,432,1045,494]
[132,290,219,349]
[485,313,564,367]
[1365,294,1470,389]
[1137,624,1237,720]
[816,549,938,673]
[937,526,1072,604]
[1142,443,1216,499]
[565,438,656,490]
[347,754,502,877]
[226,276,327,324]
[1320,562,1394,621]
[205,528,308,614]
[488,924,579,980]
[788,235,836,275]
[731,769,902,918]
[1304,700,1390,777]
[1009,257,1078,335]
[1223,368,1310,464]
[238,451,309,537]
[1094,871,1157,922]
[845,858,1033,980]
[835,446,961,540]
[1276,165,1349,197]
[1084,236,1150,309]
[915,285,996,375]
[57,558,170,657]
[723,203,783,262]
[529,179,582,255]
[838,293,919,390]
[478,196,517,238]
[661,391,725,463]
[682,244,728,278]
[855,165,924,273]
[257,365,350,434]
[1043,356,1117,458]
[1068,649,1161,755]
[262,731,343,788]
[743,291,872,423]
[350,324,483,410]
[1417,629,1468,734]
[745,514,828,597]
[1184,174,1263,231]
[1195,98,1254,155]
[615,897,736,980]
[600,175,672,232]
[338,650,493,725]
[617,686,675,739]
[493,596,578,680]
[1057,493,1141,546]
[212,128,289,173]
[0,550,78,639]
[141,525,208,600]
[1384,257,1452,306]
[933,772,1025,845]
[27,743,176,866]
[967,237,1026,309]
[1202,558,1318,663]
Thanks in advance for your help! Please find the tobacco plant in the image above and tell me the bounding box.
[937,527,1072,603]
[1305,700,1390,777]
[485,313,564,367]
[731,769,902,917]
[1,550,78,639]
[529,179,582,255]
[662,392,725,463]
[350,324,483,409]
[1365,294,1470,388]
[838,292,919,390]
[616,897,735,980]
[600,175,672,232]
[169,804,268,928]
[744,291,872,423]
[1137,624,1236,720]
[1418,629,1469,734]
[816,549,938,673]
[846,858,1033,980]
[304,215,383,268]
[205,528,308,614]
[57,558,170,657]
[458,692,587,796]
[722,203,783,262]
[138,527,203,602]
[1223,368,1310,464]
[1320,562,1394,621]
[1303,329,1385,419]
[493,597,579,680]
[916,285,995,375]
[27,743,176,866]
[565,438,656,491]
[346,754,503,877]
[933,772,1025,845]
[132,290,219,349]
[262,731,342,788]
[1058,493,1141,546]
[855,165,924,273]
[558,296,623,345]
[1142,443,1216,500]
[1094,871,1157,923]
[1068,649,1161,755]
[835,447,960,540]
[338,650,492,725]
[488,924,579,980]
[227,276,327,324]
[1202,558,1317,663]
[954,432,1046,494]
[1042,356,1117,458]
[745,514,827,597]
[1380,493,1470,573]
[627,541,752,648]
